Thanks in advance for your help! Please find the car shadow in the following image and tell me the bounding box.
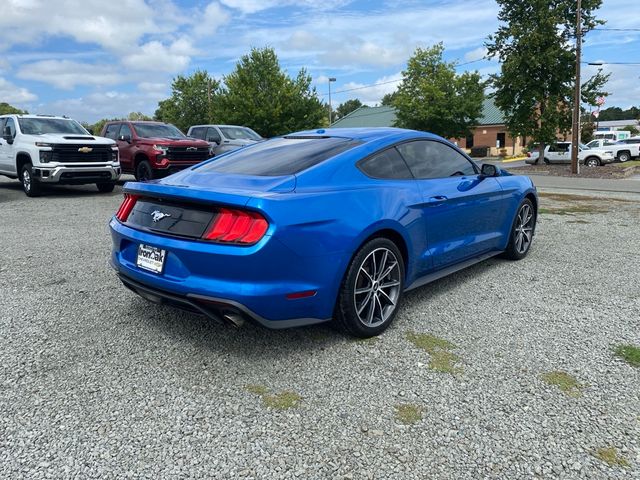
[127,256,505,357]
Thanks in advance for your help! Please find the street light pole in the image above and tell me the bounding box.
[571,0,582,175]
[328,77,336,125]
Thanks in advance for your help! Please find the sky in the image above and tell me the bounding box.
[0,0,638,123]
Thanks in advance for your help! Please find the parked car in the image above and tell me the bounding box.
[109,128,538,337]
[102,121,211,181]
[187,124,262,155]
[526,142,615,167]
[586,139,639,162]
[618,136,640,149]
[0,114,120,197]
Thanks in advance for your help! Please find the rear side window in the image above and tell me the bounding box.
[358,148,413,179]
[200,136,362,176]
[206,127,221,143]
[190,127,206,139]
[119,123,133,139]
[104,123,120,139]
[397,140,476,179]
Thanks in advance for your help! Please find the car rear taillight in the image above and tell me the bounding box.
[115,194,140,222]
[203,208,269,245]
[527,152,531,157]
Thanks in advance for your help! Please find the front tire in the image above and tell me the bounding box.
[543,157,550,165]
[502,199,536,260]
[334,238,405,337]
[96,182,116,193]
[585,156,600,167]
[135,160,154,182]
[20,162,41,197]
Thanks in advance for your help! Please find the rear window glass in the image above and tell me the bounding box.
[199,136,362,176]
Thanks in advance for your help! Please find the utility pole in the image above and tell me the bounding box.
[328,77,336,125]
[571,0,582,174]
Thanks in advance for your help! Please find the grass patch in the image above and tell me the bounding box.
[593,447,630,468]
[352,336,380,345]
[245,385,301,410]
[567,219,591,224]
[611,160,640,168]
[406,332,462,374]
[394,404,423,425]
[541,371,583,397]
[614,344,640,367]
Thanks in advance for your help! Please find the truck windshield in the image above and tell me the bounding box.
[18,118,89,135]
[219,126,262,141]
[133,123,186,139]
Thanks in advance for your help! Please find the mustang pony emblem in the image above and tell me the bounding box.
[151,210,171,222]
[78,146,93,153]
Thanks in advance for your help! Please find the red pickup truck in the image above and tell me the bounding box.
[101,121,211,181]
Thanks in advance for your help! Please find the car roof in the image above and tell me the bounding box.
[189,124,256,129]
[0,114,73,120]
[288,127,439,142]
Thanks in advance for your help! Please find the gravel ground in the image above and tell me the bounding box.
[1,177,639,479]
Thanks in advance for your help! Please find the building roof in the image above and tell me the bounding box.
[330,105,397,128]
[330,98,506,128]
[594,119,640,129]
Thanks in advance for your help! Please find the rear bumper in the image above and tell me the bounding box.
[109,219,347,328]
[34,164,121,184]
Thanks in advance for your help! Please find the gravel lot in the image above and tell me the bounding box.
[1,177,639,479]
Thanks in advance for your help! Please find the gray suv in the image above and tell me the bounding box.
[187,125,262,156]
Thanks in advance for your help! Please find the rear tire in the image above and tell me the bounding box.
[135,160,154,182]
[334,238,405,338]
[20,162,41,197]
[96,182,115,193]
[502,199,536,260]
[617,151,630,162]
[585,156,600,167]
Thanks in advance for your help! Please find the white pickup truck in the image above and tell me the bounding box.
[525,141,615,167]
[0,114,121,197]
[585,138,639,162]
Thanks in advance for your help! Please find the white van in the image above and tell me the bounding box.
[593,130,631,142]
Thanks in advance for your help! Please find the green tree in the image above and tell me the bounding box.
[392,44,485,138]
[486,0,607,160]
[336,99,365,119]
[127,112,153,121]
[598,106,640,121]
[623,124,639,136]
[216,47,326,137]
[154,70,219,131]
[380,92,398,106]
[0,102,27,115]
[581,121,595,143]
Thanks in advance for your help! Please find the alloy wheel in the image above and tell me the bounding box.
[585,158,599,167]
[354,247,401,328]
[514,203,534,254]
[22,168,31,192]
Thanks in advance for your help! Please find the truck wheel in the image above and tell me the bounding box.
[135,160,154,182]
[585,156,600,167]
[21,163,42,197]
[96,182,116,193]
[543,157,550,165]
[617,151,630,162]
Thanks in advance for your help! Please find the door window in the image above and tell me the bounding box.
[104,123,120,139]
[497,132,506,148]
[396,140,477,179]
[358,148,413,179]
[206,127,221,144]
[189,127,206,139]
[118,123,133,139]
[4,118,16,138]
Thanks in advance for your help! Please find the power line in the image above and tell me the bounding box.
[583,61,640,66]
[592,27,640,32]
[318,59,484,97]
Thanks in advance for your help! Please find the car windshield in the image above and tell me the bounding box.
[579,143,590,150]
[18,118,89,135]
[199,136,362,176]
[220,126,262,141]
[133,123,186,139]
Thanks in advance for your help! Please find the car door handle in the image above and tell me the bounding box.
[426,195,448,205]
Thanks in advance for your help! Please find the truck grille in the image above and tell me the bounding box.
[51,144,113,163]
[165,146,210,163]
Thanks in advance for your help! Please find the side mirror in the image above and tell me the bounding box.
[3,126,14,144]
[480,163,498,177]
[118,134,132,143]
[207,138,218,145]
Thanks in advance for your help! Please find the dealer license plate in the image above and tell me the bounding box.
[136,244,166,274]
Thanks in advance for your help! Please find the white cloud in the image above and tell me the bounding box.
[17,60,124,89]
[464,47,487,62]
[194,1,231,36]
[0,77,37,103]
[121,39,195,73]
[220,0,349,14]
[335,72,403,105]
[583,63,640,109]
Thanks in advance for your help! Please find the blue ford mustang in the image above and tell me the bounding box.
[109,128,537,337]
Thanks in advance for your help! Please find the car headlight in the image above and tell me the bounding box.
[39,151,53,163]
[111,146,119,162]
[35,142,54,147]
[153,144,169,154]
